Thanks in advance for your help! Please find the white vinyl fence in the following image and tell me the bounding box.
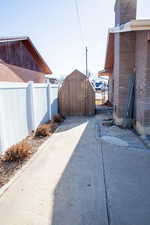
[0,81,58,153]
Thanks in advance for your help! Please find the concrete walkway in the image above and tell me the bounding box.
[1,114,150,225]
[99,118,150,225]
[0,116,108,225]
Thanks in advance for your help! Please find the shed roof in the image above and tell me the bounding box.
[0,36,52,74]
[0,61,47,83]
[68,69,86,77]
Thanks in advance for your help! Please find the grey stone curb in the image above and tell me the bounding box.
[139,135,150,149]
[0,127,60,198]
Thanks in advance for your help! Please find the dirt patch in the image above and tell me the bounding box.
[101,100,112,107]
[0,124,58,189]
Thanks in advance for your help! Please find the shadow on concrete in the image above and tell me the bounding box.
[49,114,150,225]
[56,116,91,133]
[49,117,105,225]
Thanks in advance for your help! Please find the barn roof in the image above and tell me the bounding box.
[0,61,46,83]
[0,36,52,74]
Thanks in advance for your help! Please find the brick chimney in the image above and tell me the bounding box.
[115,0,137,25]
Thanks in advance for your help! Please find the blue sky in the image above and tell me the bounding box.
[0,0,149,76]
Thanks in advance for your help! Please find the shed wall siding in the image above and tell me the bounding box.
[59,70,95,116]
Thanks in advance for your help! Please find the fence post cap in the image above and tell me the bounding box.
[28,81,34,85]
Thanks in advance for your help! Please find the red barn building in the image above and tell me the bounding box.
[0,36,52,83]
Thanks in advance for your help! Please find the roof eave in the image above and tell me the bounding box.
[0,36,28,43]
[27,37,52,74]
[98,69,112,77]
[110,19,150,33]
[104,32,114,72]
[103,19,150,73]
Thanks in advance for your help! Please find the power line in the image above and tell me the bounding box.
[74,0,85,47]
[74,0,89,76]
[86,46,88,76]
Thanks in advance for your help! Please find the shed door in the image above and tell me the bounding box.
[67,77,86,116]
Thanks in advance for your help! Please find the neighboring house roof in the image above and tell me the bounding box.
[0,61,46,83]
[103,19,150,74]
[0,36,52,74]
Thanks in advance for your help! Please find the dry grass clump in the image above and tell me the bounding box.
[3,140,31,162]
[35,124,50,137]
[53,114,64,123]
[60,114,66,120]
[35,114,65,138]
[49,122,57,133]
[35,122,57,137]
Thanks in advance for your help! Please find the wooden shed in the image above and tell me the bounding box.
[59,69,95,116]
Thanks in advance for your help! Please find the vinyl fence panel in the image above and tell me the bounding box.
[0,82,58,153]
[33,83,49,129]
[50,85,58,117]
[0,83,28,152]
